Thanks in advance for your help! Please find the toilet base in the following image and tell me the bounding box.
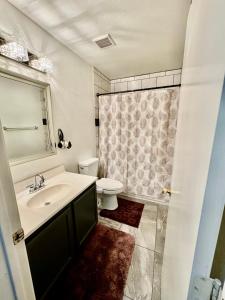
[98,194,118,210]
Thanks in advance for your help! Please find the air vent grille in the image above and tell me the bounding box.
[93,34,116,49]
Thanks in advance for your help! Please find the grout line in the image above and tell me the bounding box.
[154,249,163,256]
[135,244,155,253]
[154,205,159,253]
[151,252,156,300]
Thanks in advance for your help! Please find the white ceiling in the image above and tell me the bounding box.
[9,0,191,79]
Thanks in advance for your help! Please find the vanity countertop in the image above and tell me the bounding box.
[16,171,97,239]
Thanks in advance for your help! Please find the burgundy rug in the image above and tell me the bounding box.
[50,224,134,300]
[100,197,144,228]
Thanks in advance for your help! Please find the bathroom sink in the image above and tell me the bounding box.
[27,184,72,209]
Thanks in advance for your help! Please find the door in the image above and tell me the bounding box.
[161,0,225,299]
[0,120,35,300]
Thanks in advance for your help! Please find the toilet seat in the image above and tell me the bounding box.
[96,178,123,194]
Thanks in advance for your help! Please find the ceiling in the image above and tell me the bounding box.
[9,0,191,79]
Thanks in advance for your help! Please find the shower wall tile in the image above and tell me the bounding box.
[142,77,157,89]
[121,76,134,82]
[134,74,149,80]
[94,68,110,155]
[127,80,142,90]
[166,69,182,75]
[157,75,174,87]
[110,68,182,92]
[150,71,166,78]
[174,73,182,85]
[114,81,128,92]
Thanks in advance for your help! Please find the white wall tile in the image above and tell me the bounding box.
[94,68,111,154]
[110,68,182,92]
[150,71,166,78]
[128,80,142,90]
[135,74,149,80]
[166,69,182,75]
[115,81,128,92]
[157,75,174,87]
[112,79,121,83]
[111,84,115,92]
[173,74,182,85]
[142,78,157,89]
[120,77,134,82]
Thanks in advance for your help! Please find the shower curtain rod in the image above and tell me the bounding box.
[96,84,181,97]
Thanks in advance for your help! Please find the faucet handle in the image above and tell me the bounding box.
[26,183,34,189]
[26,183,35,193]
[39,175,45,186]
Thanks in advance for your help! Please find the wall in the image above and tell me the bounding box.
[93,68,110,155]
[111,69,182,92]
[161,0,225,299]
[0,0,96,182]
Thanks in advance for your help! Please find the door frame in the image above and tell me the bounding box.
[0,120,35,300]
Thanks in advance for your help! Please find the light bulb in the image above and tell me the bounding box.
[0,41,28,62]
[29,57,53,73]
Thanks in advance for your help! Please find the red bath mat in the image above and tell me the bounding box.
[49,224,135,300]
[100,197,144,228]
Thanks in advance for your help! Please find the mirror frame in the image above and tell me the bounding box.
[0,71,57,165]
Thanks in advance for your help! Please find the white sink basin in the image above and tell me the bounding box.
[27,184,72,209]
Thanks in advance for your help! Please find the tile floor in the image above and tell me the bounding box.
[98,199,168,300]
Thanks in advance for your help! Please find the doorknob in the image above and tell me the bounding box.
[162,188,180,196]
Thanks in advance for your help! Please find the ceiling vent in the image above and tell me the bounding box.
[93,34,116,49]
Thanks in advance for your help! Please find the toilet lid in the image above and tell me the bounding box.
[97,178,123,191]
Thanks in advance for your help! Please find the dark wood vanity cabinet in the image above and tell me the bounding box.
[26,207,74,300]
[25,183,97,300]
[73,184,98,246]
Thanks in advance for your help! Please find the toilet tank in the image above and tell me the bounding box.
[78,158,99,176]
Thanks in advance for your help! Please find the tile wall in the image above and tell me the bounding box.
[111,69,182,92]
[94,68,111,155]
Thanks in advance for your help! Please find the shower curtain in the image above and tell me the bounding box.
[98,88,179,199]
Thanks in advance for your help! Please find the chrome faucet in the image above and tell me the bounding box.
[27,174,45,193]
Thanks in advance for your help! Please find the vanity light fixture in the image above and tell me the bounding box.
[0,40,29,62]
[29,56,53,73]
[0,35,53,73]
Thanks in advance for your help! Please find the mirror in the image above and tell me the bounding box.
[0,72,56,164]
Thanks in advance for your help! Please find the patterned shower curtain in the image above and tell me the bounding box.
[98,88,179,199]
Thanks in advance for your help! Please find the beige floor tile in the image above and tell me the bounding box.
[155,205,168,254]
[119,204,157,251]
[98,216,122,230]
[152,252,163,300]
[135,214,157,251]
[142,204,158,221]
[124,245,154,300]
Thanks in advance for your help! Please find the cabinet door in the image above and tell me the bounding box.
[73,184,97,246]
[26,206,74,300]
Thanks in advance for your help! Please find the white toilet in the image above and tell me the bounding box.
[78,157,123,210]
